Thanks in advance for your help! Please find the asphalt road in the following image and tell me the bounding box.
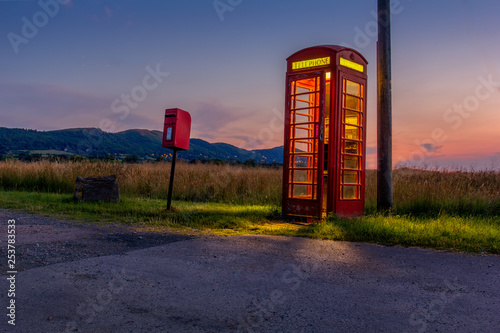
[0,210,499,333]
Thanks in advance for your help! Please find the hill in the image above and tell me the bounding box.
[0,127,283,163]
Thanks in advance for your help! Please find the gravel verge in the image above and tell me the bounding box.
[0,208,193,273]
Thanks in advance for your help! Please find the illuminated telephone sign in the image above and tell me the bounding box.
[292,57,331,70]
[282,45,368,219]
[162,108,191,150]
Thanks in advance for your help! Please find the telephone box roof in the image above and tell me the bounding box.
[286,45,368,64]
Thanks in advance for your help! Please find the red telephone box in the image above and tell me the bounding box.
[282,45,368,218]
[162,108,191,151]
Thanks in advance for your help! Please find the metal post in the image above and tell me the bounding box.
[377,0,393,211]
[166,149,177,210]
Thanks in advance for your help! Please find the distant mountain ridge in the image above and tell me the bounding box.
[0,127,284,163]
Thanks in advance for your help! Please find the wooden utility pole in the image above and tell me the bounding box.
[377,0,393,211]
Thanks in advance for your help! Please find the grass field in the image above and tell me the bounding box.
[0,160,281,205]
[0,160,499,253]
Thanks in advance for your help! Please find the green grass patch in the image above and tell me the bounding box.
[1,191,499,254]
[0,191,285,234]
[301,214,500,254]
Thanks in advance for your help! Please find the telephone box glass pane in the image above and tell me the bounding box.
[345,96,361,111]
[343,186,357,199]
[295,100,311,110]
[297,86,310,94]
[294,141,311,153]
[344,126,360,140]
[295,112,312,124]
[294,170,309,183]
[345,111,360,125]
[293,126,312,139]
[293,156,309,168]
[344,140,359,154]
[294,185,314,199]
[343,171,358,184]
[344,156,358,169]
[299,155,317,168]
[345,81,361,96]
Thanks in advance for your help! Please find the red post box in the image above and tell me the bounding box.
[162,108,191,210]
[282,45,368,219]
[162,108,191,151]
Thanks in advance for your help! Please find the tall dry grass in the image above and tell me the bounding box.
[365,168,500,216]
[0,160,498,215]
[0,160,282,205]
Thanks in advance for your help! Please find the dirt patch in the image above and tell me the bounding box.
[15,224,99,245]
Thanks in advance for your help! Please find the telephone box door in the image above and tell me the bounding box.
[334,72,367,216]
[282,72,324,218]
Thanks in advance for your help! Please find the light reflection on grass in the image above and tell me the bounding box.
[0,191,498,254]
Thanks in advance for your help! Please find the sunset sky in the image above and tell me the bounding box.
[1,0,499,170]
